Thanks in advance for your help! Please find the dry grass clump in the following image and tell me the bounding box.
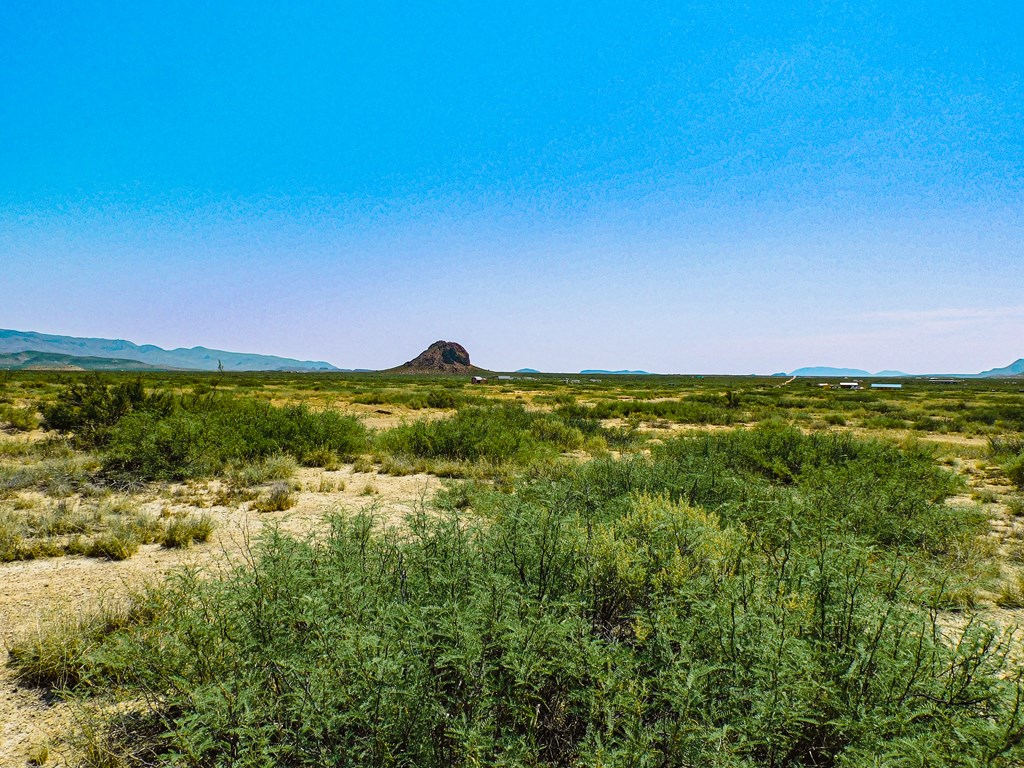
[252,482,296,512]
[0,455,103,497]
[0,495,211,562]
[226,453,297,487]
[162,513,216,548]
[6,597,153,689]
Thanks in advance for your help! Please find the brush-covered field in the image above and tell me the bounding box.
[2,369,1024,766]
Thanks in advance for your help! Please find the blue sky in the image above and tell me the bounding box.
[2,1,1022,373]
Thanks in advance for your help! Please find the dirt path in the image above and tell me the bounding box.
[0,466,441,767]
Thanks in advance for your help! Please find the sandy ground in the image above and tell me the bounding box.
[0,466,440,767]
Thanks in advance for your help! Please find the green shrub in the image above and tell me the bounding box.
[1005,453,1024,490]
[590,397,737,425]
[0,516,24,561]
[425,389,459,409]
[63,491,1023,767]
[253,483,296,513]
[8,598,157,689]
[41,377,173,447]
[0,403,40,431]
[227,452,298,486]
[103,400,367,480]
[162,514,216,548]
[379,404,596,467]
[87,528,140,560]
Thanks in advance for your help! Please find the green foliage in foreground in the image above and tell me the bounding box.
[33,427,1021,767]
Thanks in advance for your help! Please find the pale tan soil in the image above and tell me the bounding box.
[0,466,440,767]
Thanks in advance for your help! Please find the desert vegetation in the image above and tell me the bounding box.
[3,370,1024,766]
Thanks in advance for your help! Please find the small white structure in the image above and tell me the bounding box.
[871,383,903,390]
[471,376,487,384]
[838,381,861,390]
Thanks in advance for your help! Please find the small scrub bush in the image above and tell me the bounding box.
[1005,453,1024,490]
[8,598,157,689]
[87,528,140,561]
[226,453,297,487]
[972,488,999,503]
[253,483,295,513]
[27,742,49,766]
[162,514,215,548]
[303,446,340,470]
[1008,495,1024,517]
[0,402,40,431]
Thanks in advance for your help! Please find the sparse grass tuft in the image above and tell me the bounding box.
[27,742,50,766]
[253,482,295,512]
[87,528,139,560]
[226,453,297,487]
[162,513,215,548]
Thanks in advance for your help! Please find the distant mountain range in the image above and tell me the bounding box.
[785,367,907,378]
[0,351,169,371]
[580,369,652,375]
[782,360,1024,378]
[0,329,339,372]
[978,359,1024,377]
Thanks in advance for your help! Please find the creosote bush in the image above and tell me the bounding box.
[40,378,368,480]
[377,403,603,470]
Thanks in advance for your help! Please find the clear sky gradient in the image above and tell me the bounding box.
[2,1,1022,373]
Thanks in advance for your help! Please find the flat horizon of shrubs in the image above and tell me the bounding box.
[14,426,1021,767]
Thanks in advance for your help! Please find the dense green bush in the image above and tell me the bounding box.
[104,399,364,479]
[988,436,1024,490]
[590,397,738,425]
[1006,453,1024,490]
[59,503,1020,766]
[41,377,173,447]
[103,400,368,480]
[0,402,39,431]
[378,404,584,466]
[41,379,369,480]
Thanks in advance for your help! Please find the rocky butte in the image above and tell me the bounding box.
[386,340,488,374]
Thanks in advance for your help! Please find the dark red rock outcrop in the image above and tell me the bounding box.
[387,341,486,374]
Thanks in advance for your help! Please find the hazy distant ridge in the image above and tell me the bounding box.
[580,369,652,375]
[0,329,339,372]
[0,351,169,371]
[788,361,1023,378]
[789,367,907,377]
[977,359,1024,377]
